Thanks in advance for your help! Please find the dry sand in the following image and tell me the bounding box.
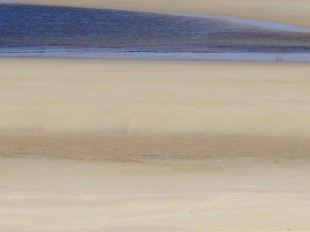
[1,155,310,232]
[1,59,310,138]
[13,0,310,28]
[1,59,310,231]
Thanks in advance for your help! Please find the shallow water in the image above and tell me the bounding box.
[1,4,310,61]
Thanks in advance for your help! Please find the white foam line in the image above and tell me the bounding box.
[184,13,310,33]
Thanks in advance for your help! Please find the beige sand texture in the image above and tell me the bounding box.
[13,0,310,27]
[1,59,310,231]
[1,59,310,138]
[1,156,310,232]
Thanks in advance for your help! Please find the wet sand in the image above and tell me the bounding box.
[3,4,310,58]
[13,0,310,28]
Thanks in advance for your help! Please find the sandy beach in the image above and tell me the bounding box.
[1,154,310,232]
[1,59,310,138]
[13,0,310,28]
[2,0,310,230]
[1,59,310,231]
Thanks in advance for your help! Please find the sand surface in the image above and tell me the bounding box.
[1,59,310,231]
[1,59,310,138]
[1,154,310,232]
[12,0,310,28]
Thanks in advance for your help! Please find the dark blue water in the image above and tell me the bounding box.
[1,4,310,60]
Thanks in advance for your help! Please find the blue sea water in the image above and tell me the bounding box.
[1,4,310,61]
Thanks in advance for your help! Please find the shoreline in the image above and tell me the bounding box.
[2,51,310,63]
